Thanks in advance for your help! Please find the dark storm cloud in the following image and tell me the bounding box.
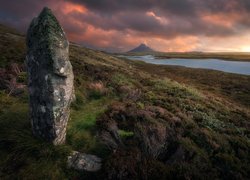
[0,0,51,30]
[67,0,239,38]
[1,0,250,51]
[71,0,153,13]
[1,0,249,35]
[69,0,249,37]
[70,0,198,20]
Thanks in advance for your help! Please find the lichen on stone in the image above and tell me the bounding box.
[26,7,74,145]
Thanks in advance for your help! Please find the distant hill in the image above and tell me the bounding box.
[128,43,154,53]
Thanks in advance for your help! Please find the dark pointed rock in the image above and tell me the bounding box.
[26,7,74,145]
[128,43,154,53]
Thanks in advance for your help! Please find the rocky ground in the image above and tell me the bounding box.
[0,24,250,179]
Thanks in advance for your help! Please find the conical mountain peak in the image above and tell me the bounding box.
[128,43,154,53]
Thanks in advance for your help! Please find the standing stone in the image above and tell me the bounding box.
[26,7,74,145]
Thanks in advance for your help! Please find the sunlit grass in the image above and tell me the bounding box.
[67,97,112,154]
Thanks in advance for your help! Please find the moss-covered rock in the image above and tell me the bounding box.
[26,7,74,145]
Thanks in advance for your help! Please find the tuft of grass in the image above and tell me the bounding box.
[118,129,134,138]
[70,89,87,110]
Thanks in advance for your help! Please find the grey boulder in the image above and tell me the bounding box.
[68,151,102,172]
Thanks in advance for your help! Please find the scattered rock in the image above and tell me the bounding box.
[26,7,74,145]
[67,151,102,172]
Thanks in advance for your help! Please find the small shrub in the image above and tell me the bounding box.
[87,81,107,99]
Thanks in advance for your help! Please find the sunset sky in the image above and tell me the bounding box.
[1,0,250,52]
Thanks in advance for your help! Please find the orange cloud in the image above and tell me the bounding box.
[145,36,200,52]
[62,2,87,14]
[41,0,250,52]
[3,0,250,52]
[146,11,169,25]
[201,12,241,28]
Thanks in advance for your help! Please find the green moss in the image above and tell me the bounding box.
[118,129,134,138]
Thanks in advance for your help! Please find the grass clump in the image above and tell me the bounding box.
[70,89,86,110]
[111,73,135,88]
[118,129,134,138]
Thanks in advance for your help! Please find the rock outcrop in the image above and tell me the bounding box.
[68,151,102,172]
[26,7,74,145]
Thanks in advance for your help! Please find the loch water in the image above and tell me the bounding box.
[123,55,250,75]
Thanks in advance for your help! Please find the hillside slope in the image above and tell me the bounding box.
[0,25,250,179]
